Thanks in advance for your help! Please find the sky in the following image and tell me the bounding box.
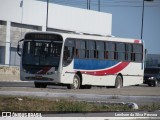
[49,0,160,54]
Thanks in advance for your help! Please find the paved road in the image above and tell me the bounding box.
[0,81,160,106]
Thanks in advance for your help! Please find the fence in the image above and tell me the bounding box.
[0,41,20,66]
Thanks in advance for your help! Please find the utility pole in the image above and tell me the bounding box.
[141,0,154,40]
[88,0,90,10]
[98,0,100,12]
[46,0,49,31]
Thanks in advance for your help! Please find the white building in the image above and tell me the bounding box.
[0,0,112,66]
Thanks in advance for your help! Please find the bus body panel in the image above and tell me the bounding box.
[20,68,61,83]
[121,62,143,86]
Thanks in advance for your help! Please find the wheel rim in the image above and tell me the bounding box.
[117,79,121,88]
[73,77,79,88]
[116,76,122,88]
[155,80,158,86]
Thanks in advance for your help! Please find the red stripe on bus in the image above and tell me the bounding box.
[81,62,130,76]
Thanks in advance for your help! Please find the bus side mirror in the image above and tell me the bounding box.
[17,44,21,56]
[17,44,20,51]
[17,39,24,56]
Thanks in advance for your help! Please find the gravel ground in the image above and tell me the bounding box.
[0,66,20,81]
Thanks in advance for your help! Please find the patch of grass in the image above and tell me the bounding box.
[0,96,129,112]
[139,103,160,111]
[0,95,159,112]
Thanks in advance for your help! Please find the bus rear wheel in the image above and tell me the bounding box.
[115,75,122,88]
[153,80,158,87]
[34,82,47,88]
[67,74,81,89]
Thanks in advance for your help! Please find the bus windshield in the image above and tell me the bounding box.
[22,40,62,67]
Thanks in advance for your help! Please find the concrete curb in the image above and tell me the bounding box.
[0,80,21,82]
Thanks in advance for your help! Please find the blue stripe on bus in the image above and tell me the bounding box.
[74,59,119,70]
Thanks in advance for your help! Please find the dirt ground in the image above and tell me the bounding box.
[0,66,20,81]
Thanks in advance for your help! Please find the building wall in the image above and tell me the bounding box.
[10,23,41,46]
[0,0,47,27]
[0,21,6,43]
[0,21,6,64]
[0,20,42,65]
[0,46,5,64]
[0,0,46,65]
[0,0,112,66]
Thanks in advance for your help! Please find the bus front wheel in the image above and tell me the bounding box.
[34,82,47,88]
[67,74,81,89]
[115,75,122,88]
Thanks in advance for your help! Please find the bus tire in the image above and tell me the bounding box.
[34,82,47,88]
[115,75,122,88]
[68,74,81,89]
[153,80,158,87]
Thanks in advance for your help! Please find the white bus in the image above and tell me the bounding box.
[17,32,144,89]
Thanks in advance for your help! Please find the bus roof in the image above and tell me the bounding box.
[24,31,142,44]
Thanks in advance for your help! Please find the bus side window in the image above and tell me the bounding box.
[117,43,125,61]
[75,40,81,58]
[86,40,95,59]
[75,49,79,58]
[105,51,108,59]
[106,42,115,60]
[114,43,118,60]
[131,44,135,61]
[79,40,86,59]
[63,46,69,60]
[105,42,109,59]
[133,44,143,62]
[63,39,75,67]
[125,44,132,61]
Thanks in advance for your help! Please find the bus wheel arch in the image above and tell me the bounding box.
[67,71,82,89]
[76,71,82,84]
[115,73,123,88]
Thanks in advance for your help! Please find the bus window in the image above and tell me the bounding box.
[79,40,86,58]
[105,51,109,59]
[125,44,132,61]
[96,41,104,59]
[63,39,75,66]
[86,40,95,59]
[117,43,125,61]
[105,42,115,60]
[75,39,86,59]
[133,44,143,62]
[75,49,79,58]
